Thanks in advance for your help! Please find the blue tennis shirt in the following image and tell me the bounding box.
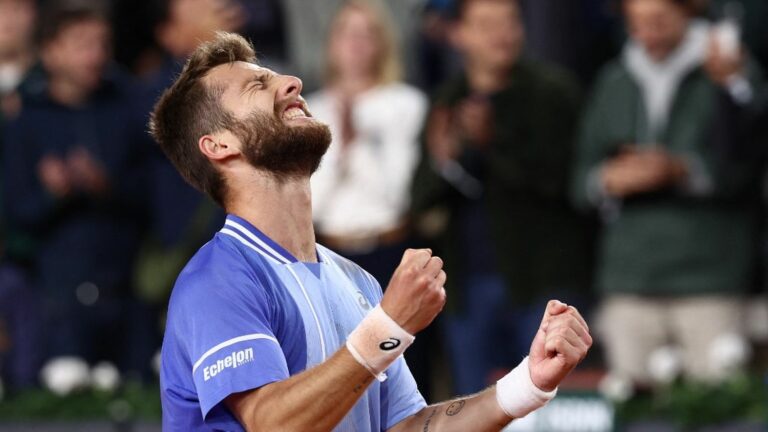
[160,214,426,431]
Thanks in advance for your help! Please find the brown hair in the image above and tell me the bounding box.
[38,0,110,46]
[621,0,702,14]
[452,0,519,20]
[149,31,256,206]
[324,0,402,86]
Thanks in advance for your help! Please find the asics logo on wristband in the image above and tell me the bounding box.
[379,338,401,351]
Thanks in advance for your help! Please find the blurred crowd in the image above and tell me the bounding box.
[1,0,768,405]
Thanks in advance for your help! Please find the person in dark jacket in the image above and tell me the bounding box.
[411,0,595,395]
[3,0,154,378]
[131,0,243,299]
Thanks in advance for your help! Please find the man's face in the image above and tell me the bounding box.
[454,0,524,72]
[42,18,111,92]
[205,62,331,179]
[625,0,690,62]
[0,0,35,58]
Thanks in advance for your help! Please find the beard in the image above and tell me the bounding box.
[231,110,331,181]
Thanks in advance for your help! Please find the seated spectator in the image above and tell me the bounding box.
[411,0,595,395]
[3,0,155,380]
[572,0,765,391]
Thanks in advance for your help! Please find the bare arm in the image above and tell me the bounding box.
[390,301,592,432]
[389,390,511,432]
[226,249,447,432]
[226,346,375,431]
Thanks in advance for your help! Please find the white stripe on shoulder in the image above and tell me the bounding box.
[316,247,333,264]
[220,228,283,265]
[225,219,291,264]
[192,333,279,373]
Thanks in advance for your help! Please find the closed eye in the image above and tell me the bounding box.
[245,78,264,93]
[242,72,275,94]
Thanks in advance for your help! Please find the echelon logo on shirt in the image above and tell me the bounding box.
[203,348,255,381]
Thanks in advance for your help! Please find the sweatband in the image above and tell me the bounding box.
[495,356,558,419]
[346,305,415,382]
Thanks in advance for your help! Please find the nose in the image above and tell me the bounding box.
[278,75,303,100]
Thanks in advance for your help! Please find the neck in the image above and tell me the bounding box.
[48,76,90,107]
[227,173,317,263]
[465,62,511,94]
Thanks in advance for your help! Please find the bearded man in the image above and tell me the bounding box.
[150,32,591,432]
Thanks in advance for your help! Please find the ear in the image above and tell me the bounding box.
[198,134,240,162]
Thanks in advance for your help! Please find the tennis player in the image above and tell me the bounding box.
[150,32,592,432]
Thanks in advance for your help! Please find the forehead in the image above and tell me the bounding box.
[204,61,270,88]
[625,0,682,13]
[461,0,519,19]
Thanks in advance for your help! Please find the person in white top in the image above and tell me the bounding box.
[308,0,427,288]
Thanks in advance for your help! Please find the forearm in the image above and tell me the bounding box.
[228,347,374,432]
[390,388,511,432]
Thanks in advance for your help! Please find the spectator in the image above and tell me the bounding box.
[572,0,764,390]
[282,0,424,91]
[306,0,433,398]
[309,0,427,289]
[0,0,36,118]
[3,0,155,379]
[411,0,595,395]
[0,0,41,391]
[134,0,246,301]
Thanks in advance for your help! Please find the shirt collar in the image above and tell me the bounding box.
[222,214,302,264]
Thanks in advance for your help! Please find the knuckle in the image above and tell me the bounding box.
[405,266,419,278]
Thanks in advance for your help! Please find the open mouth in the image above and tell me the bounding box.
[282,102,310,121]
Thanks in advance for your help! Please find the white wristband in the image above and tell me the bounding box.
[495,357,557,419]
[346,305,415,382]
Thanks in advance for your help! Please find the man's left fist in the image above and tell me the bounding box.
[528,300,592,392]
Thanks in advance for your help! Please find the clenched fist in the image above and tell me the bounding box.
[380,249,447,334]
[529,301,592,392]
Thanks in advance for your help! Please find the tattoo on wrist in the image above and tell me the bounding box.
[422,408,437,432]
[353,376,372,394]
[445,400,466,416]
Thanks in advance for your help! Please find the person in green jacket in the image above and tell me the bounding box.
[410,0,595,395]
[572,0,764,390]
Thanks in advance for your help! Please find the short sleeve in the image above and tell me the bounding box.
[170,264,290,429]
[381,356,427,430]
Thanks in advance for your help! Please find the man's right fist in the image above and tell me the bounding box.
[380,249,447,335]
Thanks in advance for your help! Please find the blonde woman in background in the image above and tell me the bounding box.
[309,0,427,288]
[307,0,432,398]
